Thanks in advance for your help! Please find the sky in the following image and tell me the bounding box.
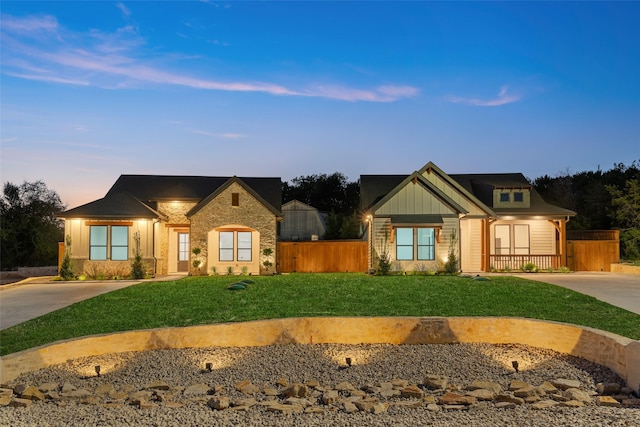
[1,1,639,209]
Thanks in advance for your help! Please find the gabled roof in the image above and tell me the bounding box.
[186,176,283,218]
[361,171,468,215]
[106,174,282,211]
[450,173,576,217]
[58,192,165,220]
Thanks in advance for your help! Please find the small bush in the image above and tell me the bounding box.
[522,262,537,273]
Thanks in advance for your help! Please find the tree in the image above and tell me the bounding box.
[606,178,640,260]
[282,172,361,240]
[0,180,65,270]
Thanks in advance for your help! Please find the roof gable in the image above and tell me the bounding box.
[186,176,282,218]
[364,172,468,215]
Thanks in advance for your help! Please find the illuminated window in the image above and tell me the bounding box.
[219,231,252,262]
[396,227,436,261]
[90,225,128,260]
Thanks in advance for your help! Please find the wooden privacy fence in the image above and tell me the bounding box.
[277,241,368,273]
[566,230,620,272]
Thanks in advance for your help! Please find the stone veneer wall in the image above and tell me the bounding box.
[1,317,638,392]
[189,182,278,275]
[156,202,196,276]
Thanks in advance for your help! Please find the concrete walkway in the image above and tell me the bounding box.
[511,272,640,315]
[0,276,183,330]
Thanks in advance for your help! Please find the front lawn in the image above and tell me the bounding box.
[1,274,639,356]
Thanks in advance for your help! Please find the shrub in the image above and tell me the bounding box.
[130,232,145,279]
[59,235,74,280]
[444,229,459,274]
[522,262,537,273]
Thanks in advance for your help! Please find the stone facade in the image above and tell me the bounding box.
[156,202,196,276]
[189,182,278,276]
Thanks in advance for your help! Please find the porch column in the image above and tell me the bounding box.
[559,219,567,267]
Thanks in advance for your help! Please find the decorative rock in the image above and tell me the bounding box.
[145,380,170,391]
[95,383,116,396]
[276,378,289,387]
[138,400,158,410]
[13,384,28,395]
[426,403,441,412]
[183,383,210,395]
[342,401,358,413]
[596,382,622,395]
[9,398,32,408]
[234,380,259,395]
[467,380,502,395]
[61,389,92,399]
[165,402,184,409]
[20,386,44,401]
[551,379,581,390]
[622,398,640,407]
[263,387,279,396]
[61,382,76,393]
[281,383,309,398]
[495,394,525,405]
[438,392,477,406]
[495,401,517,409]
[508,380,530,391]
[562,388,591,403]
[400,385,423,399]
[466,389,495,401]
[207,396,230,410]
[423,375,448,390]
[531,399,559,410]
[392,400,424,409]
[560,400,585,407]
[38,383,59,392]
[335,381,356,391]
[537,381,558,394]
[230,397,257,408]
[513,385,539,398]
[321,390,340,405]
[391,379,409,389]
[596,396,621,407]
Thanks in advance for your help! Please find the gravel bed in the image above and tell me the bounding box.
[1,343,638,426]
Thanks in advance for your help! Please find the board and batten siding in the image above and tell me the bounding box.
[421,171,486,216]
[64,219,155,260]
[375,181,458,216]
[460,218,483,272]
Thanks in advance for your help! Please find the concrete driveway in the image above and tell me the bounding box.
[0,276,182,330]
[512,272,640,315]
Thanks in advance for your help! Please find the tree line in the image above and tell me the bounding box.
[1,163,638,270]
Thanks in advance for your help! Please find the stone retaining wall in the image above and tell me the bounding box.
[2,317,639,392]
[610,264,640,274]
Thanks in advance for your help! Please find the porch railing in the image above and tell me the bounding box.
[490,255,561,271]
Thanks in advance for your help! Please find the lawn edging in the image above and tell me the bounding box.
[1,316,638,392]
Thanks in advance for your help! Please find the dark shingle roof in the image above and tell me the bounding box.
[360,171,575,218]
[105,175,282,212]
[58,192,164,219]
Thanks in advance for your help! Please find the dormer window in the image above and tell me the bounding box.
[500,193,510,202]
[513,192,524,202]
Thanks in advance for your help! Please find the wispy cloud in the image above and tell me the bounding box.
[1,14,418,103]
[445,85,521,107]
[191,129,248,139]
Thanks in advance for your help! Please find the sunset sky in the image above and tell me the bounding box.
[2,1,639,209]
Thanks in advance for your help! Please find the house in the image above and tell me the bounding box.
[279,200,327,241]
[360,162,576,273]
[58,175,282,277]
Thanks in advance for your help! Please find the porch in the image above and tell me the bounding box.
[490,254,562,271]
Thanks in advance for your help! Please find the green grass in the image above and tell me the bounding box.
[1,273,639,356]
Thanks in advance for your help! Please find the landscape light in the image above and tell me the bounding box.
[345,357,352,367]
[512,361,519,373]
[95,365,101,377]
[206,362,213,372]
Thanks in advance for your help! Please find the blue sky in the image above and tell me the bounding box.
[2,1,639,208]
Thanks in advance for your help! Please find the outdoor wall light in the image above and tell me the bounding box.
[95,365,101,377]
[512,361,519,373]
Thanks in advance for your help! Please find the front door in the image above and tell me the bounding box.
[178,232,189,272]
